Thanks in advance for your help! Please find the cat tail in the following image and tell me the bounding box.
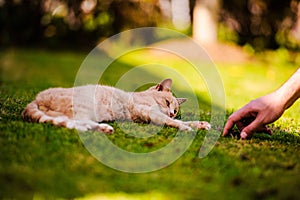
[22,100,66,126]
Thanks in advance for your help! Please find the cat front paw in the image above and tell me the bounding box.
[189,121,211,130]
[198,121,211,130]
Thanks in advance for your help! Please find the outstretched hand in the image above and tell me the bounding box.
[222,92,286,139]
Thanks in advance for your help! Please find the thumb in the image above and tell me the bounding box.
[240,119,261,139]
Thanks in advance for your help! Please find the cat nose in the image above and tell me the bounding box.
[170,112,175,118]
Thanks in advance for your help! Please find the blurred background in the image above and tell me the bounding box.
[1,0,300,51]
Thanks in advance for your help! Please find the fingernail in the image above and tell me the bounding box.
[241,131,247,139]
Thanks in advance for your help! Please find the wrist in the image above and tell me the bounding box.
[275,69,300,110]
[272,90,289,111]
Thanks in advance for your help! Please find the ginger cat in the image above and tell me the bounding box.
[22,79,210,133]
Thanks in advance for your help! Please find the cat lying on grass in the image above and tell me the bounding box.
[22,79,211,134]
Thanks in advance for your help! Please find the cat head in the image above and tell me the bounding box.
[149,79,187,118]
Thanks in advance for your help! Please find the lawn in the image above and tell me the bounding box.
[1,47,300,200]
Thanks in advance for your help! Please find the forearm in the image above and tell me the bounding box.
[275,68,300,110]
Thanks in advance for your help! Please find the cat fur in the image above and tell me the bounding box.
[22,79,210,133]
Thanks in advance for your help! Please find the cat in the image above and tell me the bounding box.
[22,79,211,133]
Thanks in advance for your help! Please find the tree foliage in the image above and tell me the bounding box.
[0,0,299,49]
[0,0,162,49]
[220,0,300,49]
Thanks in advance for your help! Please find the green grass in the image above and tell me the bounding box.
[1,48,300,199]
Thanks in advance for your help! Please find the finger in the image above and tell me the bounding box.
[222,109,255,136]
[241,124,273,139]
[222,112,243,136]
[240,131,248,139]
[236,116,258,131]
[241,126,272,139]
[240,119,262,139]
[236,120,249,132]
[266,127,272,135]
[222,118,236,136]
[240,114,275,138]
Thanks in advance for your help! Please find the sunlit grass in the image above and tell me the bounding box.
[76,192,173,200]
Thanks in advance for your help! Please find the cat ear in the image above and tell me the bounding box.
[177,98,187,105]
[155,79,172,92]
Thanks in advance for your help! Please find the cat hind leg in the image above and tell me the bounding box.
[22,101,113,133]
[95,123,114,134]
[73,120,114,134]
[39,114,114,133]
[52,118,114,134]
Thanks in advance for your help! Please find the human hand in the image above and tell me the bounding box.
[222,92,286,139]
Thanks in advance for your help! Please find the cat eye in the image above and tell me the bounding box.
[166,100,170,107]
